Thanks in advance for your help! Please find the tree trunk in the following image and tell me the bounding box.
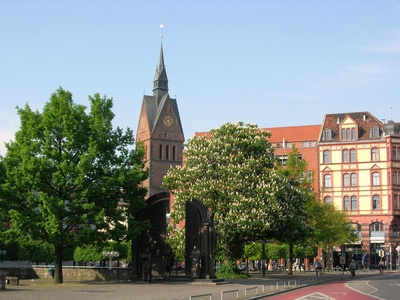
[54,244,64,284]
[287,243,293,275]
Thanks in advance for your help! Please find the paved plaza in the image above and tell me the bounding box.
[0,269,383,300]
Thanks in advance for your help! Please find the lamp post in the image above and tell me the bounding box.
[102,251,119,270]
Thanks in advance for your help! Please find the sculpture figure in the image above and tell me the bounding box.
[140,249,152,282]
[190,246,201,279]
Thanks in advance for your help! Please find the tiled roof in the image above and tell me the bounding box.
[320,111,383,142]
[195,124,321,143]
[263,125,321,143]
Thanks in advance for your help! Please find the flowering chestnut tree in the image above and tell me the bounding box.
[163,122,294,266]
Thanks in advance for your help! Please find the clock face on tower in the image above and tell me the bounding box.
[163,115,174,127]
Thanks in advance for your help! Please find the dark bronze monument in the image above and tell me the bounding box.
[133,192,170,279]
[185,199,217,279]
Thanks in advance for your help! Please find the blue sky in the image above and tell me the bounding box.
[1,0,399,156]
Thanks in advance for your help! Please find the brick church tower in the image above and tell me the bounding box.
[136,43,184,197]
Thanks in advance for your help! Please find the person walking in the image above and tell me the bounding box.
[378,259,384,275]
[349,259,357,279]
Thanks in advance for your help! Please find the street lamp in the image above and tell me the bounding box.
[102,251,119,270]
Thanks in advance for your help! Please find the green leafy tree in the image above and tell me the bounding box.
[163,122,287,276]
[74,241,129,264]
[0,88,148,283]
[309,200,357,250]
[275,145,314,274]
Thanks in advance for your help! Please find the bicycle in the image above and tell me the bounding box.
[316,266,324,276]
[350,268,356,279]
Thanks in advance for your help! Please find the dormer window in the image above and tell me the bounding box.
[323,130,333,141]
[341,127,356,141]
[370,127,380,138]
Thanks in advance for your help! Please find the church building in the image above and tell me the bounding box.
[136,43,185,197]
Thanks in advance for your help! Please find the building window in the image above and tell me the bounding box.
[303,141,309,148]
[392,148,396,160]
[391,224,399,236]
[323,150,331,164]
[350,149,356,162]
[397,147,400,160]
[172,146,176,161]
[341,128,346,141]
[393,171,398,185]
[350,173,357,186]
[344,196,357,211]
[306,171,313,181]
[372,172,380,186]
[348,222,361,240]
[394,194,399,210]
[370,222,384,241]
[324,174,332,188]
[371,148,379,161]
[323,130,332,140]
[159,144,163,159]
[351,128,356,140]
[370,127,379,138]
[344,196,350,210]
[324,196,332,205]
[351,196,357,210]
[342,149,349,163]
[343,173,350,187]
[310,141,317,147]
[372,195,380,210]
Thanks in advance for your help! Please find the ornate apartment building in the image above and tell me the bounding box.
[318,112,400,267]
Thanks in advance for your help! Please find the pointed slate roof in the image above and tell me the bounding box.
[153,43,168,91]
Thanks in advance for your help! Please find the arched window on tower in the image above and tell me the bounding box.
[159,144,163,160]
[172,145,176,161]
[166,145,170,160]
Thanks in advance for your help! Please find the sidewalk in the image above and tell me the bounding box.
[0,269,383,300]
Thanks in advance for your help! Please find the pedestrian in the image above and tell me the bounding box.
[314,259,323,276]
[378,259,384,275]
[349,259,357,279]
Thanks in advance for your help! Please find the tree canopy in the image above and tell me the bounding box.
[0,87,148,283]
[163,122,305,267]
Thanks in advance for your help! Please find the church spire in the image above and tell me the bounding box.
[153,43,168,104]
